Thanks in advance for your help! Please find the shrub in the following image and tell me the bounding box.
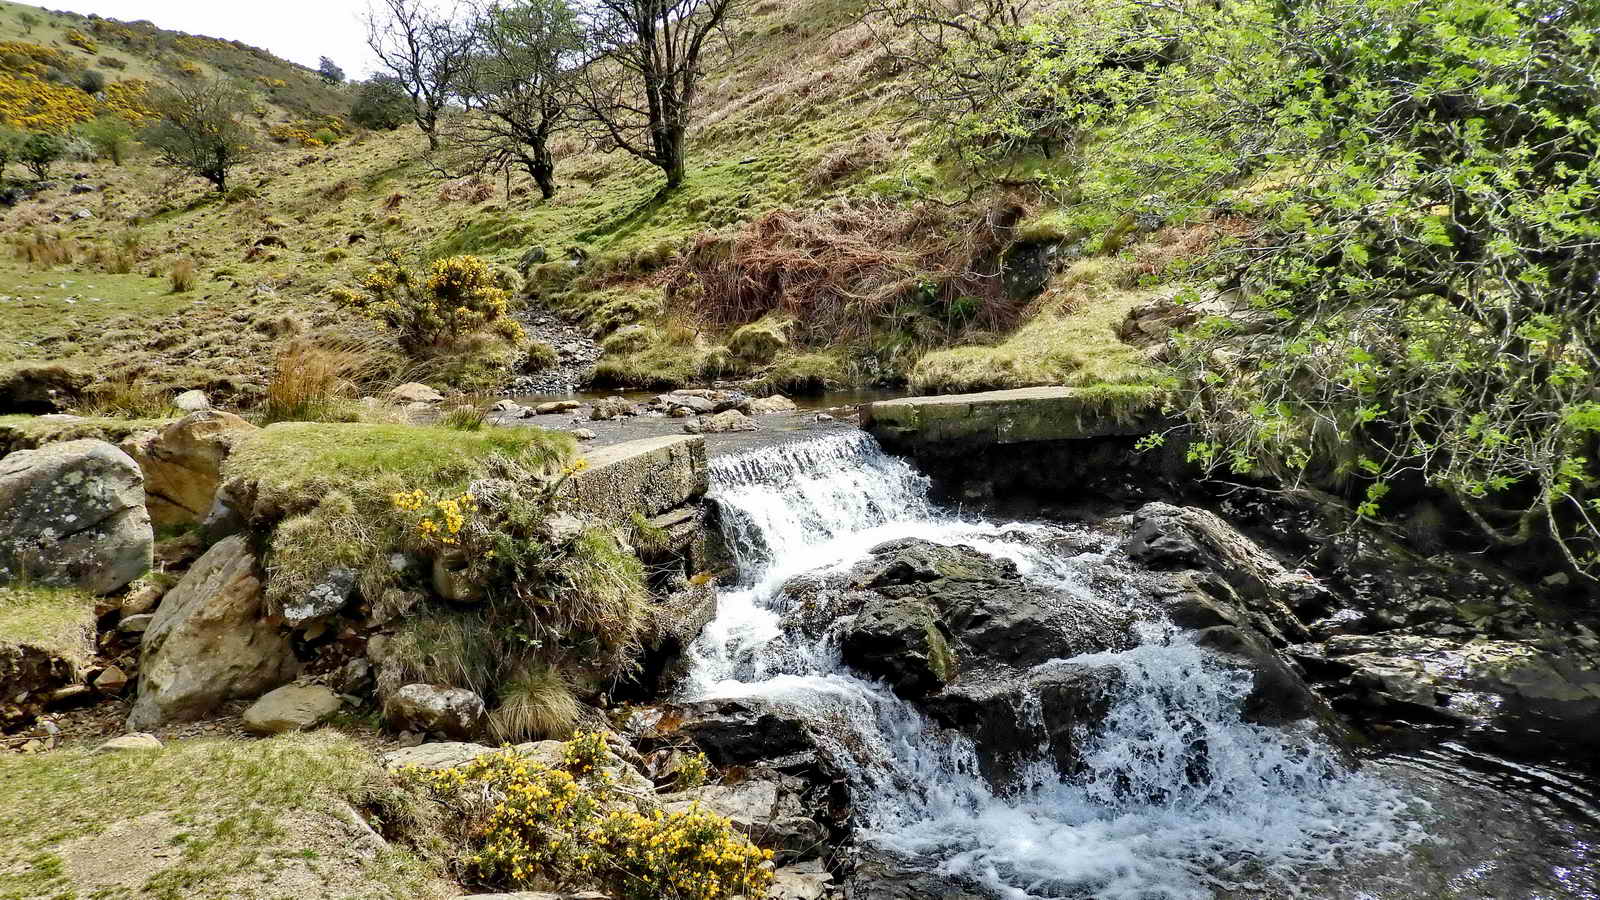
[64,29,97,53]
[523,340,558,372]
[18,132,64,179]
[169,258,196,292]
[75,68,105,95]
[409,742,773,899]
[335,253,525,353]
[350,75,411,131]
[76,114,132,164]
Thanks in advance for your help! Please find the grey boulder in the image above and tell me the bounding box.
[0,439,152,595]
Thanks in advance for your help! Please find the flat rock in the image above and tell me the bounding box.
[388,382,444,404]
[242,683,342,734]
[94,733,162,753]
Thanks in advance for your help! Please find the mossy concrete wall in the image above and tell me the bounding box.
[564,435,709,520]
[862,385,1165,456]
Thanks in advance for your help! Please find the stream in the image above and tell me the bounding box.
[679,432,1600,899]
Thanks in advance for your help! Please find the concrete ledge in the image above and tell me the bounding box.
[564,434,708,520]
[861,385,1165,453]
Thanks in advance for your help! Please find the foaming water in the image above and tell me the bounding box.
[685,432,1419,898]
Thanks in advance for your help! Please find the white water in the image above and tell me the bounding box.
[684,432,1419,899]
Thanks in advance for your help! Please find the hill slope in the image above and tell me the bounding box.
[0,0,1165,412]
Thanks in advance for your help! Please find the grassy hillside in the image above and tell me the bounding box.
[0,0,1171,413]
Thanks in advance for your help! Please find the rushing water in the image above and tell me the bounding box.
[681,432,1444,899]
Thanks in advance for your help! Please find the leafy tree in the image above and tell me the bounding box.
[350,75,413,130]
[0,126,24,179]
[141,79,255,192]
[318,56,346,85]
[77,115,134,165]
[450,0,582,199]
[19,132,64,179]
[910,0,1600,577]
[365,0,475,151]
[575,0,744,189]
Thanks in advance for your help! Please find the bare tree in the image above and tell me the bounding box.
[365,0,475,151]
[448,0,582,199]
[575,0,743,189]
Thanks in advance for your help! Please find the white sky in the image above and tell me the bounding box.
[49,1,396,78]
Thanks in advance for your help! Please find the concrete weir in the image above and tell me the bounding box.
[564,434,709,520]
[860,385,1164,455]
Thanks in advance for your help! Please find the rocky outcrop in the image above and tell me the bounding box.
[1292,630,1600,751]
[127,535,298,729]
[660,774,828,863]
[839,596,955,697]
[1126,501,1325,642]
[0,439,152,595]
[119,411,259,528]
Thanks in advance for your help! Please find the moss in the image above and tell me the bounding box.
[0,413,175,455]
[591,343,729,390]
[728,315,790,364]
[0,584,96,664]
[909,265,1163,395]
[754,351,844,396]
[0,732,447,899]
[600,325,659,356]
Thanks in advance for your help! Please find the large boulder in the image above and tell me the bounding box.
[0,439,152,595]
[120,411,259,528]
[127,535,298,729]
[839,596,956,697]
[634,699,816,768]
[1124,502,1325,642]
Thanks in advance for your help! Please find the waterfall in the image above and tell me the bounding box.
[684,432,1417,899]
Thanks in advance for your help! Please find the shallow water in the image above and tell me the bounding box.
[669,432,1600,899]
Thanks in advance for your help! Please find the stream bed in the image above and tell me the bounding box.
[680,431,1600,899]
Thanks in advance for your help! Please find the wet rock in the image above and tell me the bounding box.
[639,699,816,767]
[1293,631,1600,750]
[589,396,639,420]
[119,411,258,528]
[488,399,529,418]
[839,597,956,697]
[1191,625,1332,728]
[242,683,342,734]
[0,439,153,595]
[536,400,581,415]
[388,683,486,739]
[127,535,298,729]
[637,581,718,693]
[702,409,758,433]
[1125,502,1323,642]
[661,392,715,415]
[846,850,990,900]
[661,775,827,863]
[388,382,444,404]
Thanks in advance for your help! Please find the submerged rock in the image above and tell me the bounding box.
[0,439,153,595]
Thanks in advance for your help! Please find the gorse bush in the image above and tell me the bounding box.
[334,253,525,353]
[408,741,773,899]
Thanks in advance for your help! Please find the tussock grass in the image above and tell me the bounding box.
[439,403,489,431]
[0,732,447,899]
[76,374,177,419]
[168,257,196,293]
[12,230,79,268]
[487,663,581,742]
[261,335,403,425]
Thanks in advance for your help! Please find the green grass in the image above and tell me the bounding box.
[0,263,199,364]
[0,583,96,662]
[225,421,574,511]
[0,412,175,454]
[0,732,447,900]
